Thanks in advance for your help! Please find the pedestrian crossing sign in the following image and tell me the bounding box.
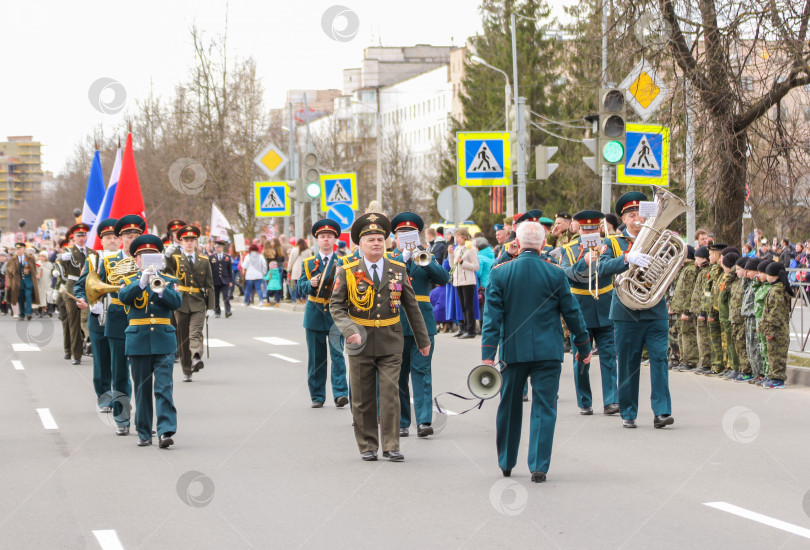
[457,132,511,187]
[320,173,357,212]
[254,182,290,217]
[617,123,669,187]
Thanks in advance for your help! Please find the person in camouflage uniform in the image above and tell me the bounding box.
[690,246,712,373]
[705,244,726,375]
[759,261,793,388]
[728,257,752,381]
[753,260,774,385]
[671,246,697,371]
[718,252,740,378]
[741,258,764,383]
[546,212,576,249]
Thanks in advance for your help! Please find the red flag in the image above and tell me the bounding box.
[490,187,503,214]
[109,133,147,224]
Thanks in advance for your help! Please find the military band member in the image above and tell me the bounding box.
[211,239,233,318]
[53,238,74,358]
[597,192,674,429]
[73,218,118,415]
[119,234,182,447]
[482,221,591,482]
[164,219,186,259]
[559,210,620,416]
[297,219,349,408]
[5,241,40,321]
[61,223,97,365]
[166,225,214,382]
[330,213,431,462]
[390,212,450,438]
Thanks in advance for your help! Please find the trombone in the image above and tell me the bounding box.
[586,220,607,300]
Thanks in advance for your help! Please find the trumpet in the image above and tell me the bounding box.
[587,245,600,300]
[414,250,434,267]
[143,265,165,293]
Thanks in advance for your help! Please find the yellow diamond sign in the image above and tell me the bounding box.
[620,59,670,122]
[253,142,288,178]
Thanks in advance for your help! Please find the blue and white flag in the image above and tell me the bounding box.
[81,151,105,227]
[88,149,121,250]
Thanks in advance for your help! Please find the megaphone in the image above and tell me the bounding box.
[467,363,503,400]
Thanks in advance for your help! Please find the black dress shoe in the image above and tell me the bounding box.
[191,355,204,372]
[26,315,32,321]
[335,395,349,408]
[183,375,192,382]
[137,439,152,447]
[159,434,174,448]
[531,471,547,483]
[501,469,512,477]
[653,414,675,429]
[116,426,129,436]
[361,451,378,461]
[71,359,80,365]
[383,450,404,462]
[417,423,433,437]
[622,419,637,428]
[225,311,232,318]
[579,407,593,415]
[452,330,465,337]
[64,354,71,360]
[458,332,475,339]
[399,428,409,437]
[603,403,620,415]
[311,401,324,408]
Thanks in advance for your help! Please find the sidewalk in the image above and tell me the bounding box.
[788,351,810,387]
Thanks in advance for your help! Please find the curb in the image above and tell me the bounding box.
[787,365,810,387]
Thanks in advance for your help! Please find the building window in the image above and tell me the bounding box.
[741,77,754,92]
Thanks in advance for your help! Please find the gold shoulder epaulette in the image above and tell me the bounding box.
[302,255,316,263]
[197,255,209,261]
[343,259,360,269]
[562,239,579,250]
[389,259,406,268]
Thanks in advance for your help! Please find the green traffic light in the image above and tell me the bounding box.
[306,183,321,198]
[602,140,624,164]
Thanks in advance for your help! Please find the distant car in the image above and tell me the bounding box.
[429,220,482,237]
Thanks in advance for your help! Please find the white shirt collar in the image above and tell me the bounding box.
[363,257,384,276]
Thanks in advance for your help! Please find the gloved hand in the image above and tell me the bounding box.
[90,301,103,315]
[402,249,411,262]
[139,271,150,289]
[52,289,59,302]
[206,309,214,319]
[626,251,652,268]
[61,252,71,261]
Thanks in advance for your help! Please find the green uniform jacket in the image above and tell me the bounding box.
[73,253,105,334]
[728,277,745,325]
[118,273,182,356]
[708,264,724,313]
[559,236,625,329]
[330,257,430,356]
[297,254,345,332]
[718,270,738,323]
[759,282,790,338]
[166,253,215,313]
[482,250,590,363]
[699,264,716,313]
[98,251,135,339]
[690,264,709,315]
[754,282,771,322]
[391,250,450,337]
[671,262,697,314]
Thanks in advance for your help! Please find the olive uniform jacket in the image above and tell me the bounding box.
[4,252,40,307]
[166,252,215,313]
[330,257,430,357]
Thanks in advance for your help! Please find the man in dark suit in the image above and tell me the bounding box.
[482,221,592,483]
[211,239,233,318]
[330,213,431,462]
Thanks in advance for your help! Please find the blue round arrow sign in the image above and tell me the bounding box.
[327,203,355,232]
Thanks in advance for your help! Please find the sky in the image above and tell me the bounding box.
[1,0,572,176]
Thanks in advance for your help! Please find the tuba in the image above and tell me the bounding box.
[614,185,689,310]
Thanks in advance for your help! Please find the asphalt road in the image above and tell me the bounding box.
[2,304,810,549]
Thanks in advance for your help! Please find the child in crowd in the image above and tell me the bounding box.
[753,260,774,385]
[742,258,764,384]
[759,262,794,389]
[728,257,752,381]
[265,260,282,307]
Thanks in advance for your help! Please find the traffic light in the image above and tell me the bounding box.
[599,88,626,166]
[535,145,558,180]
[509,103,531,170]
[302,149,322,202]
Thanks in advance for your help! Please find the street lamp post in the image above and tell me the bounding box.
[351,94,383,206]
[471,55,514,217]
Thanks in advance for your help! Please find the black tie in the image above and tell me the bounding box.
[371,264,380,286]
[188,255,194,265]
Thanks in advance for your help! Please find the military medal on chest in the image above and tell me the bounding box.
[389,279,402,312]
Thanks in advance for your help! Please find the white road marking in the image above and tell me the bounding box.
[92,529,125,550]
[11,360,24,370]
[36,408,58,430]
[12,343,40,352]
[269,353,301,363]
[255,337,298,346]
[206,338,234,348]
[704,502,810,539]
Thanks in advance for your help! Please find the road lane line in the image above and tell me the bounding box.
[92,529,125,550]
[255,336,298,346]
[11,360,24,370]
[269,353,301,363]
[704,502,810,539]
[12,343,40,352]
[206,338,234,348]
[35,408,58,430]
